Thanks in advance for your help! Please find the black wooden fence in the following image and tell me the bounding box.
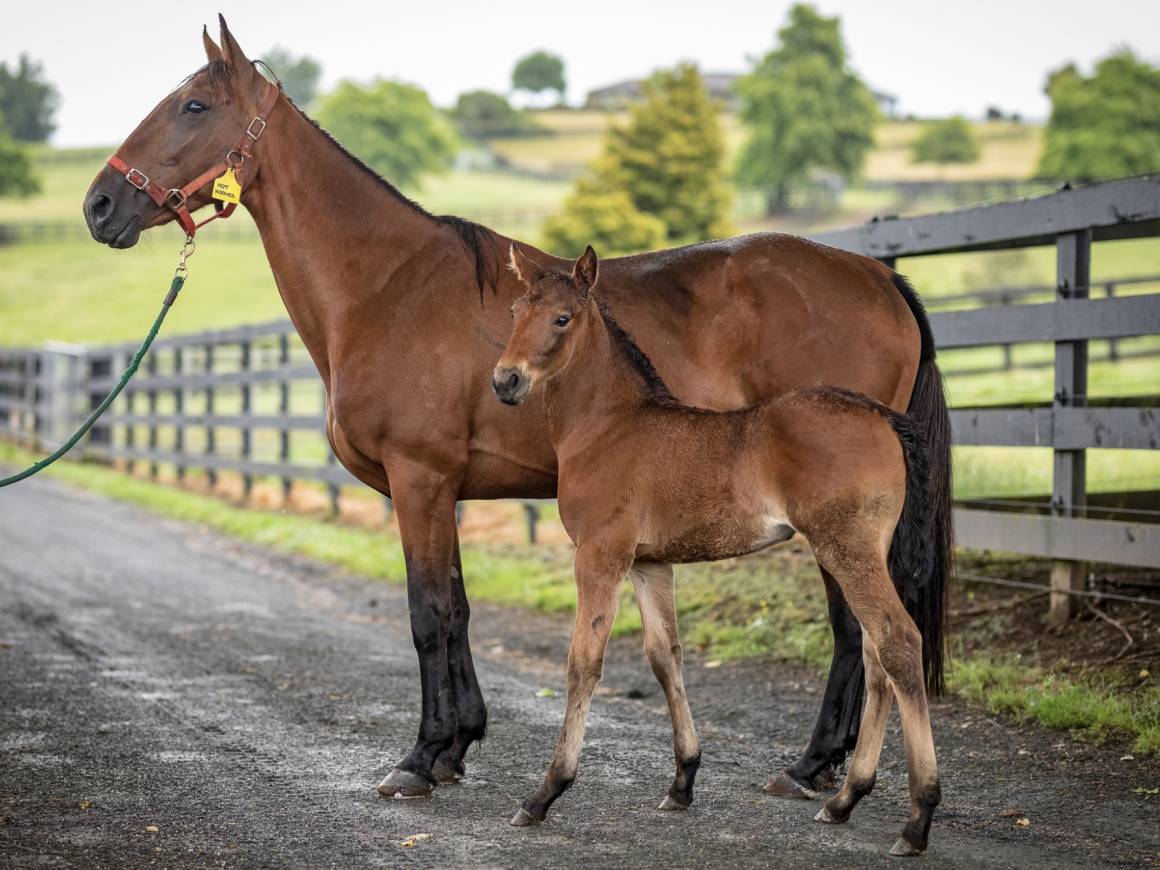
[2,176,1159,620]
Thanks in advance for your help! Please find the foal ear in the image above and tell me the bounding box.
[218,14,250,68]
[203,26,224,64]
[508,244,547,287]
[572,245,599,297]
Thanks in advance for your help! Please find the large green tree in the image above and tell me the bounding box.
[315,80,458,188]
[735,4,877,213]
[0,130,39,198]
[1037,50,1160,182]
[541,177,667,257]
[511,51,565,102]
[0,54,59,142]
[599,63,731,241]
[452,90,536,139]
[912,117,980,165]
[260,47,323,107]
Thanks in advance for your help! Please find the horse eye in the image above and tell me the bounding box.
[183,99,209,114]
[554,314,571,328]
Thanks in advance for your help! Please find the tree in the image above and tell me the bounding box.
[315,80,458,188]
[911,117,980,165]
[511,51,565,102]
[735,4,877,214]
[0,54,59,142]
[260,47,322,107]
[0,125,39,197]
[599,63,731,241]
[541,177,667,257]
[452,90,537,139]
[1037,50,1160,182]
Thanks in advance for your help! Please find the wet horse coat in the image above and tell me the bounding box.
[82,17,952,801]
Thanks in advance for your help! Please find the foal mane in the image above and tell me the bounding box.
[596,302,678,406]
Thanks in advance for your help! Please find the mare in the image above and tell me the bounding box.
[82,17,952,803]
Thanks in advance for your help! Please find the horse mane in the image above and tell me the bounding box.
[597,302,678,405]
[282,91,502,295]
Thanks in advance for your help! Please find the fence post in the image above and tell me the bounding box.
[1048,229,1091,625]
[1105,282,1119,361]
[999,292,1013,370]
[147,352,159,480]
[523,502,539,545]
[205,343,217,491]
[23,350,40,451]
[278,334,291,504]
[113,350,129,473]
[173,346,185,482]
[240,339,253,500]
[88,352,112,458]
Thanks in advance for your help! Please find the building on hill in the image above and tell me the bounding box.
[585,73,898,118]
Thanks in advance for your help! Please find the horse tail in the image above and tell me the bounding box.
[886,272,952,696]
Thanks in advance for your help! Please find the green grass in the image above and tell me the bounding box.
[3,438,1155,755]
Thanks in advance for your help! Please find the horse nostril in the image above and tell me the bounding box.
[88,193,114,224]
[507,372,520,389]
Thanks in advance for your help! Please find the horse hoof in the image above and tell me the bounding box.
[763,771,818,800]
[814,805,842,824]
[432,758,464,784]
[657,795,690,812]
[889,838,924,857]
[510,807,543,827]
[377,767,435,800]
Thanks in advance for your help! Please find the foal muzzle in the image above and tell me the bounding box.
[492,366,532,406]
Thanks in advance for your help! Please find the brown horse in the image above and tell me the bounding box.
[82,18,952,803]
[494,246,941,856]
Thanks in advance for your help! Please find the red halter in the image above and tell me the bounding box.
[107,82,280,239]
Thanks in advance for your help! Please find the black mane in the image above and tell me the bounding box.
[598,304,678,405]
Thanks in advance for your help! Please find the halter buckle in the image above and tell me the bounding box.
[245,117,267,140]
[125,168,149,190]
[165,189,188,211]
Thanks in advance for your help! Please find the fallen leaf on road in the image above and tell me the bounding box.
[1121,755,1135,761]
[998,809,1022,817]
[1140,669,1150,679]
[1132,787,1158,795]
[704,660,722,669]
[145,825,159,833]
[1014,817,1031,828]
[535,687,557,698]
[79,800,92,811]
[401,833,432,847]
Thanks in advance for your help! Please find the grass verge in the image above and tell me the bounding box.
[2,440,1156,756]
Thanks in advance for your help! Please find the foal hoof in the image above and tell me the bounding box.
[657,795,690,812]
[432,758,465,784]
[814,805,842,825]
[889,838,924,858]
[377,767,435,800]
[510,807,543,827]
[763,771,818,800]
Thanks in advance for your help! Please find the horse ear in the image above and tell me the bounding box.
[508,244,545,287]
[573,245,599,297]
[218,14,249,67]
[203,26,224,64]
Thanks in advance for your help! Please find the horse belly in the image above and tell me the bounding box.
[637,510,795,564]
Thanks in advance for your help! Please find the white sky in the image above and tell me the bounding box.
[4,0,1159,147]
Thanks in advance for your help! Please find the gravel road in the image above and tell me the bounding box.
[1,476,1157,868]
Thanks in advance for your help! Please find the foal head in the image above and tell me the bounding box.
[492,245,600,406]
[83,16,273,248]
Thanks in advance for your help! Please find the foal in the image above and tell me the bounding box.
[492,246,942,856]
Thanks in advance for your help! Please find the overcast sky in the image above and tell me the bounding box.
[4,0,1158,147]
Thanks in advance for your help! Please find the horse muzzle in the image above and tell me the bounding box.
[492,365,532,406]
[83,169,148,248]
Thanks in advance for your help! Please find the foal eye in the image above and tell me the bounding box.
[553,314,571,328]
[183,99,209,114]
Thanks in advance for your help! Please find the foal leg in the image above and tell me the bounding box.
[767,567,864,798]
[377,473,459,799]
[432,532,488,784]
[815,645,892,824]
[629,561,701,811]
[511,543,629,825]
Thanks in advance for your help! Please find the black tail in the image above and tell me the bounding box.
[889,273,953,695]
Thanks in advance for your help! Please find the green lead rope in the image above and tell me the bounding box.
[0,274,185,488]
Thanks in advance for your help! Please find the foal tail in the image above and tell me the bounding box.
[888,272,953,696]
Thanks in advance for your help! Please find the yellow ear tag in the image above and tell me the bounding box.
[211,168,241,204]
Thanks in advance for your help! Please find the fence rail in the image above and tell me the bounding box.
[3,176,1159,620]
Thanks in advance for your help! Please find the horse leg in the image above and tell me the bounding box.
[511,543,628,825]
[765,567,863,799]
[813,549,941,856]
[432,532,487,784]
[377,475,459,799]
[629,561,701,811]
[815,645,892,824]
